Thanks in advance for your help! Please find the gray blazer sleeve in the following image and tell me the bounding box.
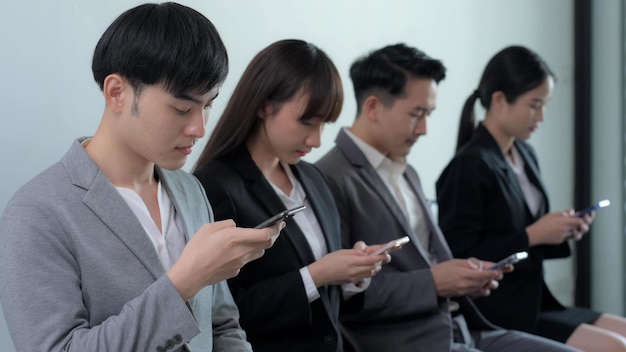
[0,186,200,352]
[0,147,251,352]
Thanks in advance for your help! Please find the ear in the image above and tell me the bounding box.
[490,91,508,112]
[362,95,384,122]
[256,102,274,119]
[102,74,129,113]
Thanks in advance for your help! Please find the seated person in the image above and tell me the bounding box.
[436,45,626,351]
[316,43,580,352]
[193,39,387,352]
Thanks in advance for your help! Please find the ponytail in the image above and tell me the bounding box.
[456,90,480,152]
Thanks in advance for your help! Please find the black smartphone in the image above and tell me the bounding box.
[370,236,410,256]
[254,205,306,229]
[576,199,610,217]
[488,251,528,270]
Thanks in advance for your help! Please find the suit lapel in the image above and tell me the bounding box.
[232,149,317,266]
[336,131,414,236]
[475,124,535,219]
[63,140,165,280]
[291,164,339,322]
[292,165,340,252]
[157,169,203,243]
[403,168,453,262]
[515,141,549,215]
[335,130,430,262]
[232,149,337,321]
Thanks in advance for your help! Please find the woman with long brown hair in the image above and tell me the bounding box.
[194,39,388,352]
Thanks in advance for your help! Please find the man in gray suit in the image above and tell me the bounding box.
[0,3,281,351]
[316,44,580,352]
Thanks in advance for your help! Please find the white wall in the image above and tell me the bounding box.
[591,0,624,315]
[0,0,578,350]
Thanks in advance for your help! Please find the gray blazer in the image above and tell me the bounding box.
[316,130,494,352]
[0,139,251,352]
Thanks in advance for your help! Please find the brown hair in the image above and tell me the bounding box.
[194,39,343,169]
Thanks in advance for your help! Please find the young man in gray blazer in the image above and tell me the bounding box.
[0,3,281,351]
[316,44,580,352]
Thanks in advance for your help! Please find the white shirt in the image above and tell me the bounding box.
[81,138,186,270]
[116,181,186,270]
[269,162,368,302]
[506,145,544,217]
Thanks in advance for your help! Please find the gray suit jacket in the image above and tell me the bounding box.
[316,130,494,352]
[0,139,251,352]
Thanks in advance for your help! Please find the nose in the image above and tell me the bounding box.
[306,124,323,148]
[536,106,545,122]
[414,117,427,136]
[186,109,207,138]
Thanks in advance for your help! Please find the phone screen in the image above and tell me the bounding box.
[370,236,410,256]
[576,199,610,217]
[488,251,528,270]
[254,205,306,229]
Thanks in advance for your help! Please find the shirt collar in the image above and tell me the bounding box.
[343,127,407,177]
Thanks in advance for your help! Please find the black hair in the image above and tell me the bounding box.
[92,2,228,97]
[456,45,554,151]
[349,43,446,114]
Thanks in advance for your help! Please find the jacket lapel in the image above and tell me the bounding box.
[292,164,340,253]
[515,141,550,215]
[475,124,535,219]
[403,168,453,262]
[335,130,427,261]
[63,140,165,280]
[231,148,317,266]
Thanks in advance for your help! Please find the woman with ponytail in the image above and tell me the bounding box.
[193,39,388,352]
[436,46,626,351]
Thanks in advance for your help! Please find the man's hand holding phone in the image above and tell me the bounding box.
[307,241,389,287]
[369,236,410,256]
[254,205,306,228]
[488,251,528,270]
[167,220,283,301]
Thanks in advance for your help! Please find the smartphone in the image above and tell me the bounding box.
[489,251,528,270]
[576,199,610,217]
[370,236,410,256]
[254,205,306,229]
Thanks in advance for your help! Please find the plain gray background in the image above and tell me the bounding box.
[0,0,622,350]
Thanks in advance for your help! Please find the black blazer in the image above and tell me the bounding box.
[436,123,569,334]
[194,146,342,352]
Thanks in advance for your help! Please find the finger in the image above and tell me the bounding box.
[578,223,589,233]
[501,264,514,273]
[467,258,480,270]
[353,241,367,252]
[267,222,283,245]
[271,221,285,234]
[204,219,237,231]
[235,227,279,248]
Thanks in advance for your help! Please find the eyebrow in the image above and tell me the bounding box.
[175,91,220,104]
[413,106,435,113]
